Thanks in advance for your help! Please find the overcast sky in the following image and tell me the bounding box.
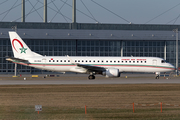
[0,0,180,24]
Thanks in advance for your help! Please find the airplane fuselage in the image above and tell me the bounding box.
[14,56,174,73]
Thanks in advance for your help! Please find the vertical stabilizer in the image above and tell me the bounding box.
[9,31,41,59]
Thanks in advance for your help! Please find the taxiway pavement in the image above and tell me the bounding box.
[0,74,179,85]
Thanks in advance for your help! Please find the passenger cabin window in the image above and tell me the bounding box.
[129,61,131,63]
[57,60,58,62]
[89,60,91,62]
[49,60,51,62]
[133,61,135,63]
[64,60,66,62]
[137,61,139,63]
[53,60,55,62]
[102,61,103,63]
[122,61,123,63]
[145,61,146,63]
[106,61,108,63]
[68,60,70,62]
[60,60,62,62]
[161,60,166,63]
[78,60,80,62]
[75,60,77,62]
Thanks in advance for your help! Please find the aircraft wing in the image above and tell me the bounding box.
[77,63,106,72]
[6,56,29,63]
[67,55,106,72]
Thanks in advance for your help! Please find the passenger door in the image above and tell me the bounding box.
[42,58,46,67]
[152,59,157,67]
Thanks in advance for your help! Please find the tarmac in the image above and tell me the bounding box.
[0,73,179,85]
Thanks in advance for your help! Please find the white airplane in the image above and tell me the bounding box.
[6,31,175,79]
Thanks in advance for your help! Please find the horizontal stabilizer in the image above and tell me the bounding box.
[6,56,29,63]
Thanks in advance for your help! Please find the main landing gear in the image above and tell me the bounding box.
[88,75,95,80]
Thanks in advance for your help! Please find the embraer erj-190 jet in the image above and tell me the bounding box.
[6,31,175,79]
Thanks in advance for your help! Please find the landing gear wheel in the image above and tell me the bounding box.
[155,75,159,79]
[88,75,95,80]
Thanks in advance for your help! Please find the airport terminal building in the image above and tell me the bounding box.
[0,22,180,74]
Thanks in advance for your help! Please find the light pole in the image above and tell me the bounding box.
[12,25,17,76]
[173,28,178,75]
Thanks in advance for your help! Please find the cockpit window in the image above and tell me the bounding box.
[161,60,166,63]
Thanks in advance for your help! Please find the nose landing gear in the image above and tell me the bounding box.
[155,72,160,79]
[155,75,159,79]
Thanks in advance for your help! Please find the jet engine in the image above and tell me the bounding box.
[102,68,121,78]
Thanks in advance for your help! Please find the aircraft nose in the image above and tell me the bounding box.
[171,64,176,71]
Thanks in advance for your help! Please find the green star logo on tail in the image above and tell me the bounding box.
[19,46,27,54]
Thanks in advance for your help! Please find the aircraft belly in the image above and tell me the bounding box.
[31,65,72,72]
[117,66,172,73]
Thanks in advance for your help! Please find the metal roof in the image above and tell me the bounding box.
[0,22,177,41]
[0,22,180,31]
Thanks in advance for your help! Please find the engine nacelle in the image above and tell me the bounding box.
[102,68,121,78]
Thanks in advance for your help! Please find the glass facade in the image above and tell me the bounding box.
[77,40,121,56]
[123,41,165,58]
[166,41,180,66]
[0,39,179,74]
